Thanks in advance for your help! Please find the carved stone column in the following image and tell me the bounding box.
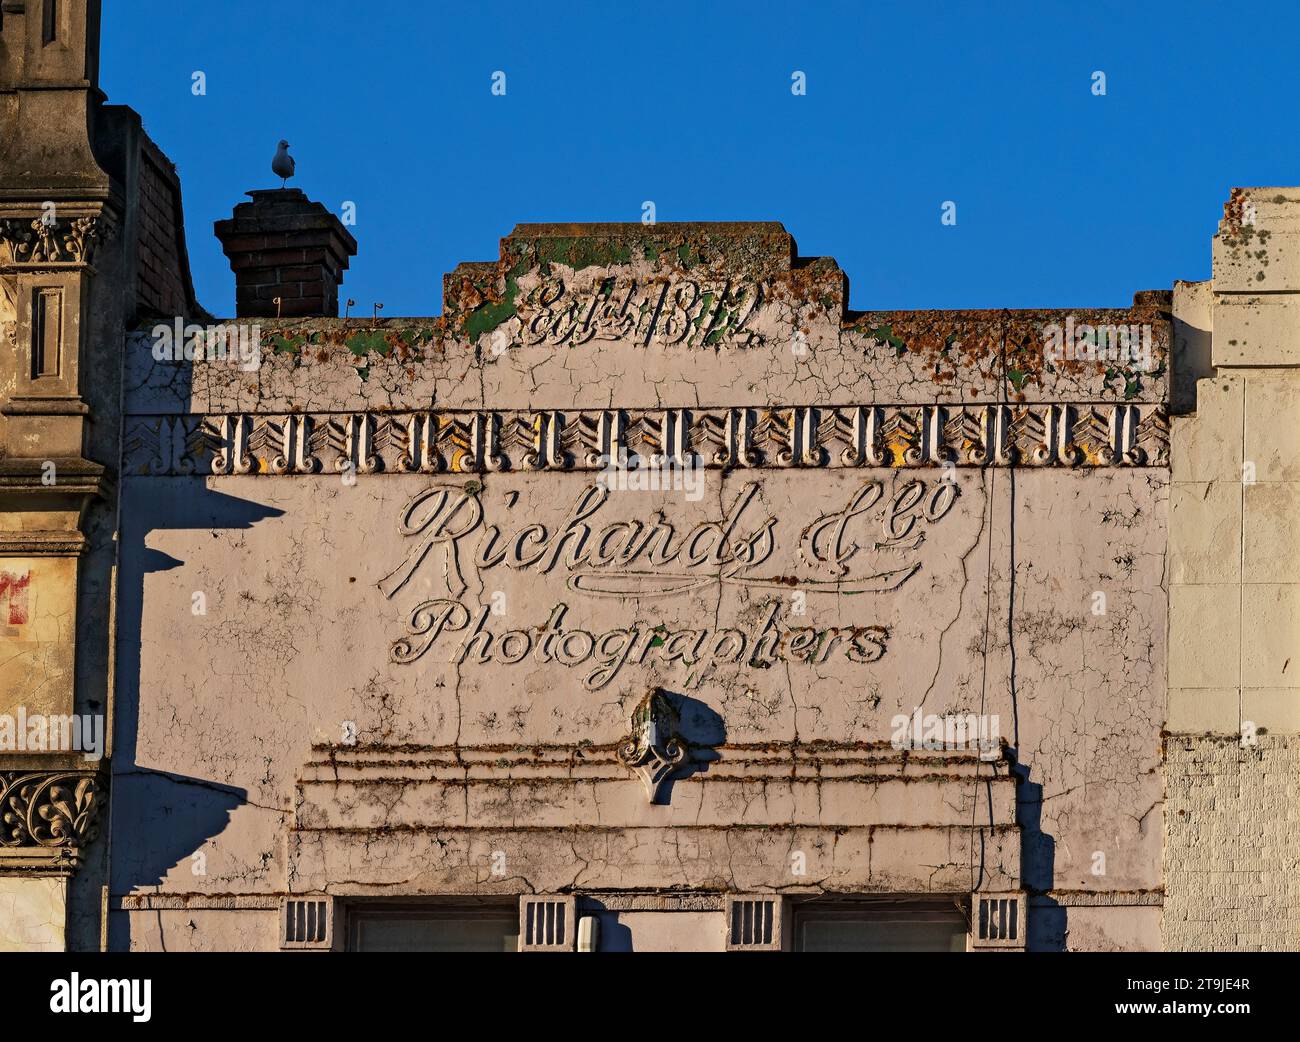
[0,0,118,950]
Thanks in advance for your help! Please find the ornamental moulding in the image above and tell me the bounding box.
[0,212,118,267]
[617,690,688,805]
[124,402,1170,476]
[0,769,104,851]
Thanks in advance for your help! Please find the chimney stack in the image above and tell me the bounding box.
[214,189,356,318]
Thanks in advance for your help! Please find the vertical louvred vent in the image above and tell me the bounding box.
[971,893,1026,950]
[280,896,333,950]
[725,895,785,951]
[519,895,576,951]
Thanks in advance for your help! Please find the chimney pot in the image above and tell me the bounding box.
[214,188,357,318]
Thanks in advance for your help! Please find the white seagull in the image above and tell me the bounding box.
[272,140,295,187]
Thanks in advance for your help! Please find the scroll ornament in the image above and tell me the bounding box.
[617,689,687,805]
[0,771,104,848]
[0,213,117,265]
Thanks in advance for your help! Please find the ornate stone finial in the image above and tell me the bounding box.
[617,689,687,805]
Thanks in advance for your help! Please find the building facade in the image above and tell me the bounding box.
[1,1,1296,952]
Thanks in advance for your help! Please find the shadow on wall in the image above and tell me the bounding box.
[1015,763,1066,951]
[584,906,635,952]
[108,473,283,951]
[1003,467,1065,952]
[657,690,726,805]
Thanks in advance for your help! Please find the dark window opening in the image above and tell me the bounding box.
[348,903,518,952]
[42,0,57,45]
[794,899,968,952]
[32,287,61,379]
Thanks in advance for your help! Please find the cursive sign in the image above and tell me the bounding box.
[380,476,960,687]
[379,478,957,601]
[391,600,889,691]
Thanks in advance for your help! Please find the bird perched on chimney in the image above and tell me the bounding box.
[272,140,295,187]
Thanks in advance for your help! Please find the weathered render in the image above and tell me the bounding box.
[1163,192,1300,950]
[0,0,1295,953]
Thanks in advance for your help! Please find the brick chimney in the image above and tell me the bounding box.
[214,189,357,318]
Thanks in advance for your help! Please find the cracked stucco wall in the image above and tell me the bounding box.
[108,223,1169,950]
[0,877,66,952]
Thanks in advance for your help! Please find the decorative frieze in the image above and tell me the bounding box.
[0,213,117,267]
[124,402,1170,475]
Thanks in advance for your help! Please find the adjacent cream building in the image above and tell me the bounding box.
[1,1,1295,952]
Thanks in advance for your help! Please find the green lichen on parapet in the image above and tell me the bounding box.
[518,222,790,269]
[535,237,634,271]
[443,222,819,347]
[463,296,517,341]
[1104,361,1166,400]
[450,227,721,344]
[840,304,1170,402]
[845,311,986,382]
[345,329,392,357]
[244,320,447,385]
[692,293,715,331]
[270,333,302,356]
[510,222,794,277]
[457,257,529,342]
[863,323,907,355]
[1103,367,1138,399]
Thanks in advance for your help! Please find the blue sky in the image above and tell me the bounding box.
[101,1,1296,317]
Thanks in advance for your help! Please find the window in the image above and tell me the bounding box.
[349,905,518,952]
[43,0,58,46]
[31,287,62,379]
[794,901,967,952]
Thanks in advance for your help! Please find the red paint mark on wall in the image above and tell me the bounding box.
[0,571,31,625]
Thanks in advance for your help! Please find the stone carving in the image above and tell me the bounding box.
[0,212,117,265]
[0,770,104,848]
[617,690,687,804]
[124,403,1171,475]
